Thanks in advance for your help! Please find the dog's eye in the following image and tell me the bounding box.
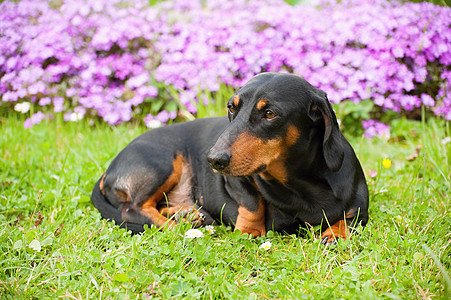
[265,110,276,119]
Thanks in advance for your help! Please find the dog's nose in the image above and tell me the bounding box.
[207,151,231,172]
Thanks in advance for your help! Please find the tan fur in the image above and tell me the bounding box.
[235,196,266,237]
[256,99,267,110]
[233,95,240,107]
[99,173,106,196]
[229,125,300,184]
[134,155,185,228]
[321,219,349,243]
[166,161,195,208]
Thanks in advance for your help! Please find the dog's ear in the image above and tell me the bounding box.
[308,90,344,172]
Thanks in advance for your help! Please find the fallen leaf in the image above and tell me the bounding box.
[406,145,422,161]
[29,239,41,252]
[54,223,64,236]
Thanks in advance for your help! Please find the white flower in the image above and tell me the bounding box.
[14,102,31,113]
[146,119,162,129]
[441,136,451,145]
[67,112,84,122]
[259,241,272,251]
[205,225,215,234]
[185,229,204,239]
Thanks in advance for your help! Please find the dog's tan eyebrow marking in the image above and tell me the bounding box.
[256,99,267,110]
[233,95,240,107]
[285,125,300,146]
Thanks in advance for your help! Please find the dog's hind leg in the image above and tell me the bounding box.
[92,175,145,233]
[121,154,188,229]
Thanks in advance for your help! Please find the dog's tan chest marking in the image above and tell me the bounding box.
[165,158,195,208]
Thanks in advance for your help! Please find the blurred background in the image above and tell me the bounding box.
[1,0,450,138]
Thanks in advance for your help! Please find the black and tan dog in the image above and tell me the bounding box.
[91,73,369,243]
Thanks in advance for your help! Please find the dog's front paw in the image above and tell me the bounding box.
[174,208,205,228]
[321,235,338,246]
[320,219,349,245]
[235,226,266,237]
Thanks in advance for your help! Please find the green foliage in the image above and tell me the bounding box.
[192,84,234,119]
[283,0,303,5]
[334,100,375,136]
[0,115,450,298]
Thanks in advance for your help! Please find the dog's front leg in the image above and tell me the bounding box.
[321,219,350,244]
[235,196,266,237]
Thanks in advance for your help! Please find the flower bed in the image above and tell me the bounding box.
[1,0,450,132]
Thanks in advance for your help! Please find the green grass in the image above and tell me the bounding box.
[0,114,450,299]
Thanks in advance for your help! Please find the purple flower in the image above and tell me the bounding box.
[421,94,435,107]
[127,73,150,89]
[38,97,51,106]
[53,97,65,112]
[144,110,177,128]
[0,0,450,126]
[362,119,390,139]
[24,111,45,129]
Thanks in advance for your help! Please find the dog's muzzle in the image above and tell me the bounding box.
[207,150,231,172]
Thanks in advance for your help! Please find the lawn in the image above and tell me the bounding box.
[1,0,450,298]
[0,113,450,299]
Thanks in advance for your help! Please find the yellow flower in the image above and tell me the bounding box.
[205,225,216,234]
[382,158,391,169]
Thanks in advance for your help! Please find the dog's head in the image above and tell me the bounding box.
[207,73,344,184]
